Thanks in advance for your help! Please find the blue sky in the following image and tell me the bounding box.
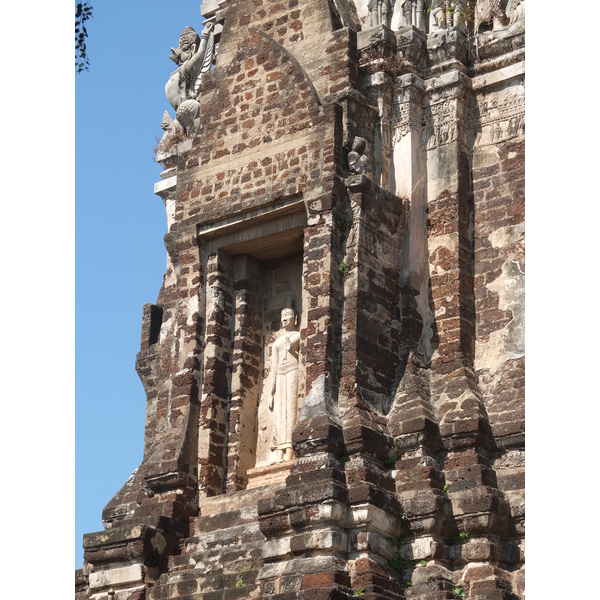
[74,0,209,569]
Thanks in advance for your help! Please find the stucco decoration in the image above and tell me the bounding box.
[475,0,524,33]
[368,0,393,27]
[156,23,215,158]
[268,307,301,463]
[348,136,369,174]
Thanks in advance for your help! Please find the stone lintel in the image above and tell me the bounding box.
[197,196,305,241]
[197,196,306,261]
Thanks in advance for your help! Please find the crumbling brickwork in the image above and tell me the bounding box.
[78,0,525,598]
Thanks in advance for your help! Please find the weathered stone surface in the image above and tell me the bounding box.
[78,1,525,598]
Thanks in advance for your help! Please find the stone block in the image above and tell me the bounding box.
[88,564,144,590]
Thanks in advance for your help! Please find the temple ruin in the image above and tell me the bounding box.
[76,1,525,598]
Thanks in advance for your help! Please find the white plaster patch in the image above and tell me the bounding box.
[186,294,200,326]
[428,232,458,256]
[159,310,174,344]
[408,536,436,560]
[475,259,524,373]
[165,197,176,231]
[209,288,225,313]
[428,233,459,276]
[392,135,413,198]
[319,501,347,523]
[426,151,459,199]
[346,503,402,537]
[263,538,291,559]
[89,563,144,589]
[417,278,436,364]
[473,145,500,170]
[488,223,524,250]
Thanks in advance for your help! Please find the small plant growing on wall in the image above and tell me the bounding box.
[384,454,397,468]
[236,565,251,588]
[336,215,352,236]
[339,260,351,277]
[387,557,404,572]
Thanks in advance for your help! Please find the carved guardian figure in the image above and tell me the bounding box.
[157,22,215,156]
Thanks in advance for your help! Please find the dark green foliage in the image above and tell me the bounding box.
[387,557,404,572]
[76,2,93,72]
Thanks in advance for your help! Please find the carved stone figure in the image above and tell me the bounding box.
[156,111,184,160]
[268,307,301,462]
[399,0,414,26]
[428,1,465,31]
[348,137,368,174]
[368,0,393,27]
[429,0,446,31]
[161,22,215,143]
[474,0,510,33]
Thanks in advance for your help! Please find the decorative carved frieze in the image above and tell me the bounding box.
[391,73,425,144]
[421,74,470,149]
[472,81,524,147]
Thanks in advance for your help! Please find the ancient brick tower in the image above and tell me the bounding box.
[77,1,525,599]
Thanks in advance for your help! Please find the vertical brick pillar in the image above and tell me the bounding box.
[198,250,234,497]
[140,228,206,497]
[226,255,264,492]
[292,108,346,459]
[293,208,345,458]
[423,69,514,596]
[425,71,475,382]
